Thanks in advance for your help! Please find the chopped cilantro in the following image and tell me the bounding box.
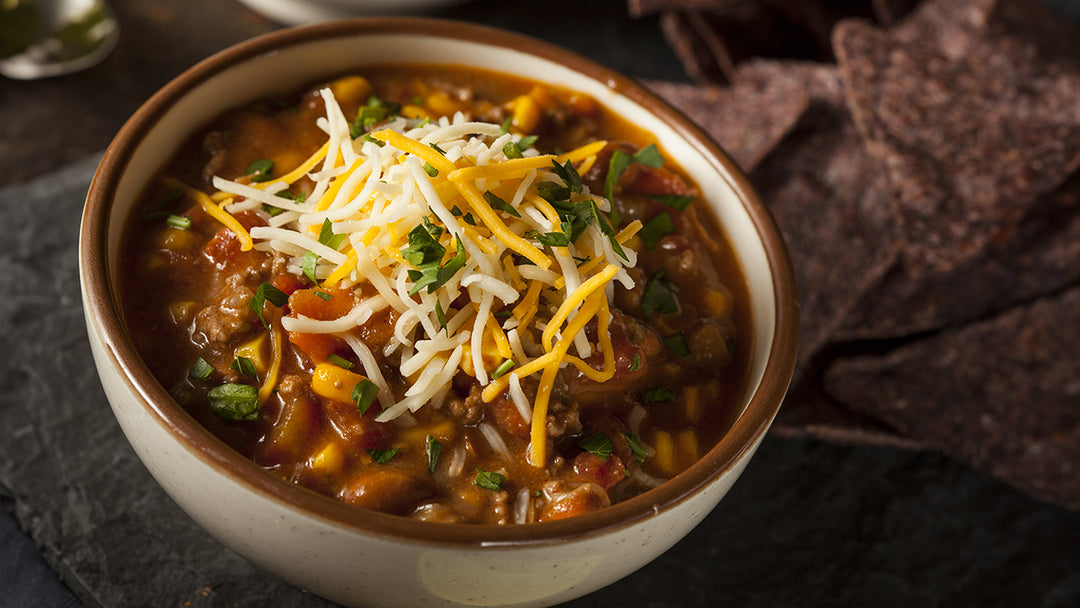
[208,383,259,422]
[426,435,442,474]
[318,218,346,249]
[302,251,320,286]
[435,299,448,332]
[648,193,694,210]
[484,191,521,218]
[352,379,379,415]
[189,357,214,380]
[623,432,648,465]
[474,468,505,491]
[578,432,613,461]
[640,271,679,318]
[246,159,274,183]
[605,144,664,201]
[641,211,675,249]
[248,282,288,330]
[229,356,258,380]
[642,385,677,404]
[663,333,691,357]
[366,448,399,464]
[315,291,333,302]
[327,353,354,370]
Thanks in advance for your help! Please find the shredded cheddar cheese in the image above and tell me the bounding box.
[194,88,637,467]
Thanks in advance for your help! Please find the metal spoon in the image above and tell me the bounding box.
[0,0,118,80]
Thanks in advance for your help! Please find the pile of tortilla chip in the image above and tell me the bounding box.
[632,0,1080,510]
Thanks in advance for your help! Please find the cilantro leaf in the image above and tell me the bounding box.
[578,432,613,461]
[208,383,259,422]
[642,385,677,404]
[474,468,505,491]
[641,211,675,249]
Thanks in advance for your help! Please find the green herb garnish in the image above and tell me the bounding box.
[366,448,399,464]
[474,468,505,491]
[642,385,677,404]
[166,214,191,230]
[648,193,694,210]
[629,354,641,372]
[641,211,674,249]
[327,353,354,370]
[484,191,521,218]
[352,379,380,415]
[663,333,691,357]
[248,282,288,330]
[491,359,515,380]
[189,357,214,380]
[302,250,320,286]
[208,383,259,422]
[623,432,648,465]
[640,271,679,318]
[604,144,664,202]
[577,432,613,461]
[229,356,258,380]
[246,159,274,183]
[427,435,442,474]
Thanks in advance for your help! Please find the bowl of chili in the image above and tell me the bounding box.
[80,17,798,608]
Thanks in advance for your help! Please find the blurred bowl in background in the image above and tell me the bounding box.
[236,0,466,24]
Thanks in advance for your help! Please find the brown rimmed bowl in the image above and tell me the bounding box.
[79,17,799,608]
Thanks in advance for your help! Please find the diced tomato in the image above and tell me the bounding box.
[271,273,306,297]
[289,286,355,320]
[572,452,626,491]
[288,331,347,364]
[539,484,610,522]
[486,392,530,438]
[631,166,691,197]
[325,400,390,450]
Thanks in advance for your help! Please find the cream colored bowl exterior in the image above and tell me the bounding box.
[80,20,797,608]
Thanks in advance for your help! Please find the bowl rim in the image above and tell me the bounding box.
[81,16,799,547]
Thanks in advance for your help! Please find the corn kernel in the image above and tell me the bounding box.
[399,420,457,447]
[168,301,196,325]
[677,429,700,467]
[704,288,731,317]
[425,91,460,117]
[327,75,372,108]
[652,429,675,476]
[157,227,199,251]
[311,362,369,403]
[509,94,541,133]
[400,104,431,120]
[234,334,268,373]
[458,332,503,378]
[683,385,702,423]
[311,443,344,474]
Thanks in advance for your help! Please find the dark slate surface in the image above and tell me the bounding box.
[3,0,1080,606]
[2,153,1079,607]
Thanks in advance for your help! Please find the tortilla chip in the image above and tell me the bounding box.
[743,61,901,370]
[646,62,810,172]
[832,0,1080,337]
[824,285,1080,510]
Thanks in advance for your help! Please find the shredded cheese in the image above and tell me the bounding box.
[192,88,639,467]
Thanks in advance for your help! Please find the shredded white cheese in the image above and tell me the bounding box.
[207,88,644,466]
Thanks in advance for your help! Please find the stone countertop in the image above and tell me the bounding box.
[1,1,1079,607]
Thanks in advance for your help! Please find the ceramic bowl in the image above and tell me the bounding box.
[237,0,466,24]
[79,18,799,608]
